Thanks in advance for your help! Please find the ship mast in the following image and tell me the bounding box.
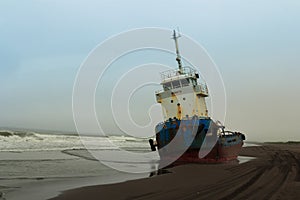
[172,30,183,74]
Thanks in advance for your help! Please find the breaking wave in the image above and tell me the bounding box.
[0,130,39,138]
[0,129,150,152]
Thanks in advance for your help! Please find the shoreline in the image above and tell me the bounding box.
[2,173,148,200]
[0,150,148,200]
[49,143,300,200]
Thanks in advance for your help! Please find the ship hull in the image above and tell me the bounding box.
[172,142,243,164]
[152,117,245,164]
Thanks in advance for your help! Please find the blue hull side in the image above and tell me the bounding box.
[153,118,245,163]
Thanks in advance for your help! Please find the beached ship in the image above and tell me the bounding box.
[149,30,245,163]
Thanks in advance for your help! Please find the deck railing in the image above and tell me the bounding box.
[160,66,197,81]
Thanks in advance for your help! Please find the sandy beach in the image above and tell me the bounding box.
[50,143,300,200]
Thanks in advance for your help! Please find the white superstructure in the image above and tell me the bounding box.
[155,31,209,120]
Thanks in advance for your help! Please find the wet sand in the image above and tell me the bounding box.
[50,143,300,200]
[0,150,148,200]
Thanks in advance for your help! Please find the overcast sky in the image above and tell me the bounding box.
[1,0,300,142]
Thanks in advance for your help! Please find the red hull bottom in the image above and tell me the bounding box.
[159,142,244,164]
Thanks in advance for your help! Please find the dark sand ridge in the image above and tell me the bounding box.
[51,144,300,200]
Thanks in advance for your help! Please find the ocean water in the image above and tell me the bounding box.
[0,129,159,178]
[0,130,155,200]
[0,130,151,152]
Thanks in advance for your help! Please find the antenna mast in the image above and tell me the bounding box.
[172,30,183,73]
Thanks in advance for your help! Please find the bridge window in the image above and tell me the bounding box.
[163,79,190,90]
[163,82,171,90]
[180,79,190,87]
[172,80,180,88]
